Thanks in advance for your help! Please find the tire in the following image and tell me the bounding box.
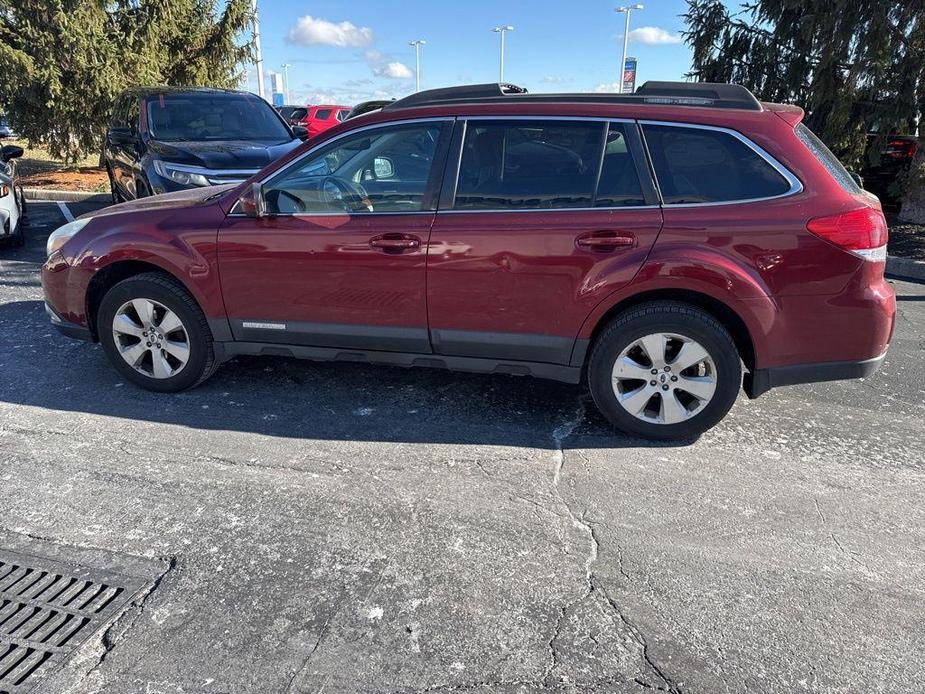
[16,186,27,220]
[97,272,218,392]
[107,167,122,204]
[134,176,151,199]
[588,302,742,440]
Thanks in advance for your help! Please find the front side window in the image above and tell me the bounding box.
[147,93,291,142]
[264,122,446,215]
[642,123,794,204]
[315,109,332,121]
[454,120,606,210]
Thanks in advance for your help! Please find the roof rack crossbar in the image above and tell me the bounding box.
[383,81,763,112]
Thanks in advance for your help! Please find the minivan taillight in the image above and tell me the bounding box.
[806,207,888,262]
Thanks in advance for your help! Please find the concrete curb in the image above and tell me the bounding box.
[22,188,110,203]
[886,255,925,283]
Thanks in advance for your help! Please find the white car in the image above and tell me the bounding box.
[1,144,25,246]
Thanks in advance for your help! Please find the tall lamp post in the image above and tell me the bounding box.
[409,40,426,92]
[252,0,265,100]
[492,25,514,83]
[281,63,292,104]
[615,5,643,93]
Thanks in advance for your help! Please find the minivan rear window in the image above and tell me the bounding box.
[796,124,863,194]
[642,124,793,204]
[455,120,605,210]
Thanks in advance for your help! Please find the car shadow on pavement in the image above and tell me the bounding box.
[1,300,678,450]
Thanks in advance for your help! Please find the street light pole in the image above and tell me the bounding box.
[616,5,643,93]
[409,40,426,92]
[281,63,292,104]
[252,0,265,100]
[492,26,514,83]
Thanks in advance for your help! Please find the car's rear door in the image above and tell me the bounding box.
[217,118,453,353]
[426,117,663,365]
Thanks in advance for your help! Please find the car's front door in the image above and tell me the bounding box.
[426,118,664,365]
[217,118,452,353]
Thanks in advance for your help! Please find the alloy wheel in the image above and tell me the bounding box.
[112,298,190,379]
[611,332,718,425]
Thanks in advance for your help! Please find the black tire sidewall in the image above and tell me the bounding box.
[98,276,211,392]
[589,307,741,440]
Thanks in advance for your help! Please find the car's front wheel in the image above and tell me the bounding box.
[588,302,742,440]
[97,273,217,392]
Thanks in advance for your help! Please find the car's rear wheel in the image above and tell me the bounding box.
[588,302,742,440]
[97,273,217,392]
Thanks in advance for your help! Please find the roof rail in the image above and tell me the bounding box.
[385,83,528,110]
[384,81,762,112]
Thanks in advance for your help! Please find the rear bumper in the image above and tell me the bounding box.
[45,303,93,342]
[744,351,886,399]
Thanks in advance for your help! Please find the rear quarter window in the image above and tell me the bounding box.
[642,123,795,204]
[796,124,863,194]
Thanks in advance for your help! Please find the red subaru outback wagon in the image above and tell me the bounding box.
[42,82,896,440]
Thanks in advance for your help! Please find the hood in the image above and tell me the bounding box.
[79,184,239,220]
[147,138,302,170]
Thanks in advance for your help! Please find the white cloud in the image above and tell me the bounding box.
[594,82,623,93]
[287,16,374,48]
[628,26,682,45]
[542,75,569,84]
[374,62,414,79]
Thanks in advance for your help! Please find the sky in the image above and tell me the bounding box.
[245,0,697,106]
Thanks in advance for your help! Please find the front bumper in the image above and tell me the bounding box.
[45,303,93,342]
[744,351,886,399]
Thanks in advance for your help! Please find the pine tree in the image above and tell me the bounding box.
[0,0,254,164]
[684,0,925,220]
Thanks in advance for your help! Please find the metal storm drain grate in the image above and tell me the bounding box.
[0,549,148,693]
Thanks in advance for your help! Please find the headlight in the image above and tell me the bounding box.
[47,218,91,258]
[153,161,211,187]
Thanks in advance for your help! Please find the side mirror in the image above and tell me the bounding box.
[373,156,394,179]
[1,145,23,162]
[239,182,267,218]
[849,171,865,189]
[107,127,135,146]
[291,125,309,141]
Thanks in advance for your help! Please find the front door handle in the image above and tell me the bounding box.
[370,234,421,253]
[575,231,636,252]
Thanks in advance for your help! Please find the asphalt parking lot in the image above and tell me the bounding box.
[1,201,923,693]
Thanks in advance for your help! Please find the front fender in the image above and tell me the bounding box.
[57,205,226,328]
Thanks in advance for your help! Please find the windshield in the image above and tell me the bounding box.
[147,93,292,142]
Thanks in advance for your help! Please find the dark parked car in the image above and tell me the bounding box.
[861,133,918,203]
[103,87,308,202]
[43,82,895,440]
[345,100,395,120]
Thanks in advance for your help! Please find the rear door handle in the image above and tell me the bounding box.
[575,232,636,252]
[369,234,421,253]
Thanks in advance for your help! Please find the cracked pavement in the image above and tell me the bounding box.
[0,202,923,693]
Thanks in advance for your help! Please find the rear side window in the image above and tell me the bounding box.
[336,109,349,122]
[596,124,646,207]
[796,124,862,194]
[455,120,605,210]
[642,123,794,204]
[315,109,332,120]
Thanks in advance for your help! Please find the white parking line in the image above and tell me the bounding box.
[56,201,75,223]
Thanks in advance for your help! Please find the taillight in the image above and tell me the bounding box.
[885,138,917,161]
[806,207,888,262]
